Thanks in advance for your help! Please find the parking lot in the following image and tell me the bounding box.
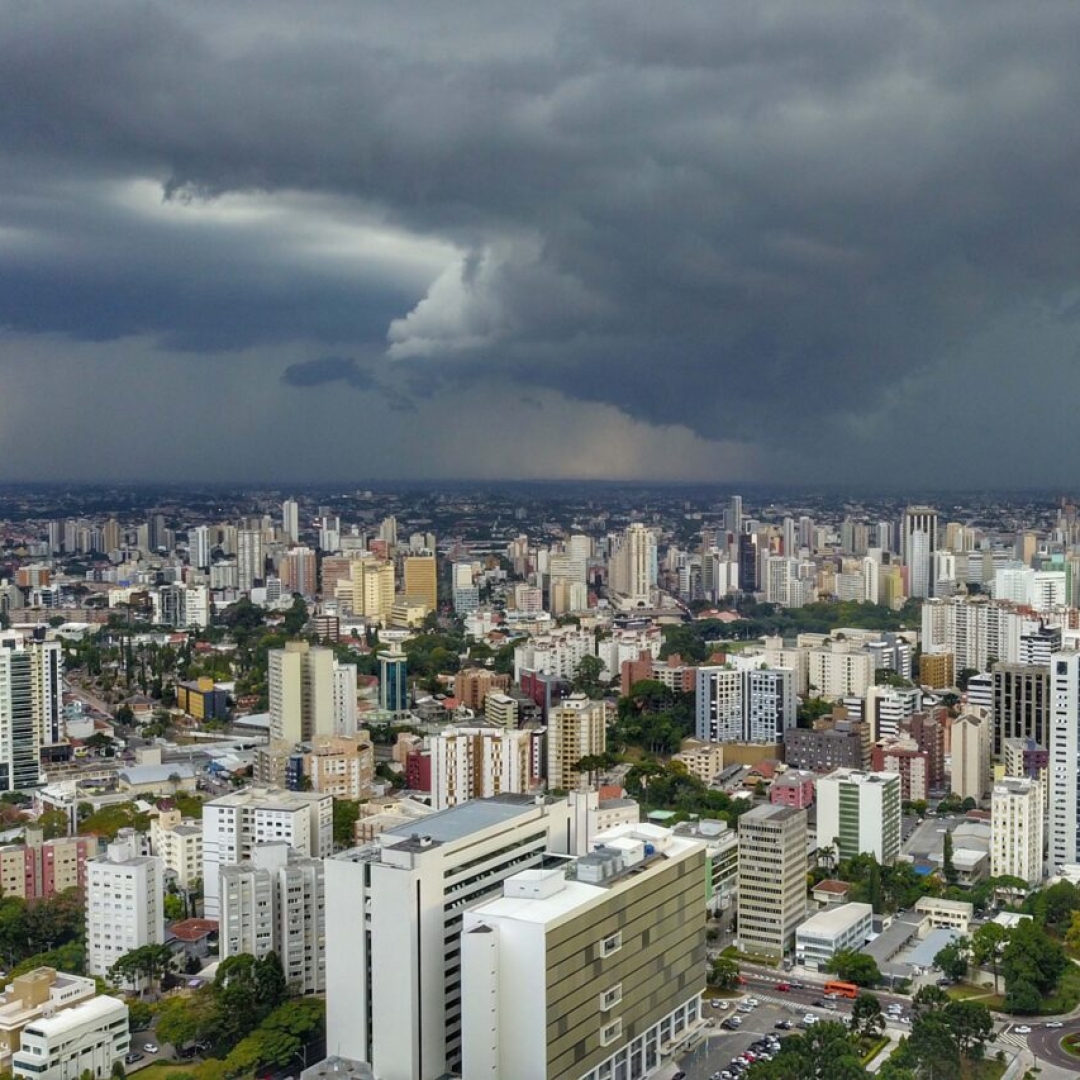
[675,996,842,1080]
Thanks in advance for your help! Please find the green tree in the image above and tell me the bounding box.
[970,921,1009,993]
[746,1020,866,1079]
[707,956,740,990]
[571,655,606,698]
[902,1011,961,1080]
[38,809,70,840]
[933,937,969,982]
[942,1000,993,1060]
[826,949,881,987]
[851,991,885,1038]
[941,830,958,886]
[164,894,185,922]
[1001,917,1067,1007]
[109,943,176,992]
[332,799,362,851]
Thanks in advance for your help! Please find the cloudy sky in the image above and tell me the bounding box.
[3,1,1080,486]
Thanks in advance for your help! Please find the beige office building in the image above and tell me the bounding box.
[403,555,438,614]
[461,823,705,1080]
[350,559,395,624]
[951,710,992,803]
[737,804,808,961]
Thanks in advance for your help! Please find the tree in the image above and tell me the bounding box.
[707,956,740,990]
[851,992,885,1038]
[332,799,362,851]
[571,655,606,698]
[37,809,70,840]
[109,943,175,993]
[1001,917,1067,1005]
[747,1020,866,1079]
[942,1000,993,1060]
[826,949,881,987]
[903,1011,961,1080]
[970,921,1009,993]
[164,894,186,922]
[933,937,969,982]
[942,830,958,886]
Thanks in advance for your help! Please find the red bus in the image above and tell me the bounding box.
[823,980,858,999]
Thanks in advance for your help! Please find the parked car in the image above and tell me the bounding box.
[1015,1026,1032,1035]
[124,1053,144,1065]
[775,982,791,991]
[143,1043,159,1054]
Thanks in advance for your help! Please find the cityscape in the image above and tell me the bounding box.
[7,2,1080,1080]
[0,484,1076,1079]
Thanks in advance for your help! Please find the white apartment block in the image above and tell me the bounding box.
[220,844,325,995]
[920,597,1031,673]
[85,834,164,979]
[795,902,874,969]
[694,665,795,743]
[547,695,607,791]
[149,808,202,890]
[12,996,129,1080]
[815,769,902,864]
[430,726,535,810]
[992,777,1044,886]
[201,788,333,918]
[513,627,597,683]
[596,627,663,679]
[806,641,874,700]
[460,825,706,1080]
[1050,651,1080,874]
[737,804,808,961]
[325,795,578,1080]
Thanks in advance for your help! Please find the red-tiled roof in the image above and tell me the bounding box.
[168,918,219,941]
[814,879,852,894]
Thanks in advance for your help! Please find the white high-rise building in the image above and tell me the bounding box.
[816,769,902,864]
[220,843,325,995]
[1050,651,1080,873]
[325,795,578,1080]
[902,506,938,599]
[430,726,536,810]
[85,832,164,978]
[191,525,211,570]
[0,629,63,786]
[282,498,300,544]
[694,665,796,743]
[236,528,264,592]
[991,777,1044,886]
[201,788,333,918]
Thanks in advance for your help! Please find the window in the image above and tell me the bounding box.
[600,984,623,1011]
[600,1018,623,1046]
[598,931,622,959]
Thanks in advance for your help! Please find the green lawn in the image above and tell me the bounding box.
[959,1057,1006,1080]
[131,1065,197,1080]
[947,983,1000,1002]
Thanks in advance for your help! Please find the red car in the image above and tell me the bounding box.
[775,982,791,991]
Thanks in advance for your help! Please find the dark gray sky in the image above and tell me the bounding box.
[3,1,1080,485]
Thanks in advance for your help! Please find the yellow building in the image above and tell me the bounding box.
[403,554,438,614]
[351,559,395,625]
[176,676,229,721]
[919,652,955,690]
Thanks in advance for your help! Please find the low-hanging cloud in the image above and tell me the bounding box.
[3,1,1080,481]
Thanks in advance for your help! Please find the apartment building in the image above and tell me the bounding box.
[0,969,96,1071]
[201,788,333,918]
[461,824,706,1080]
[220,844,325,995]
[694,665,796,743]
[430,725,536,810]
[816,769,902,864]
[85,833,164,979]
[547,695,606,791]
[991,777,1044,887]
[0,829,94,901]
[149,809,202,890]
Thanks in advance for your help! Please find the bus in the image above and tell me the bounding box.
[823,980,859,999]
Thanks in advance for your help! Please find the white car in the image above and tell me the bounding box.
[1046,1022,1064,1029]
[1015,1026,1032,1035]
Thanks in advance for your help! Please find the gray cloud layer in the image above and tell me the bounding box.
[3,1,1080,481]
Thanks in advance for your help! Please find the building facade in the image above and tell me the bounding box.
[815,769,902,864]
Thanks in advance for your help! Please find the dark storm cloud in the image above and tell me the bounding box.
[281,356,376,390]
[4,0,1080,475]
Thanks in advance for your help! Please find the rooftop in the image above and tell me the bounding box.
[383,794,542,845]
[797,902,873,936]
[21,995,126,1038]
[168,918,219,942]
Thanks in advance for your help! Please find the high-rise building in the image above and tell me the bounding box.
[269,641,337,745]
[1050,651,1080,873]
[325,795,577,1080]
[815,769,902,864]
[547,694,606,790]
[236,528,264,592]
[0,828,94,900]
[351,559,395,624]
[220,843,325,995]
[609,524,655,607]
[694,665,796,743]
[992,663,1049,758]
[201,788,333,919]
[379,646,408,714]
[0,630,63,788]
[991,777,1043,886]
[902,506,938,599]
[85,832,164,978]
[402,554,438,614]
[282,498,300,544]
[737,804,807,961]
[950,710,991,803]
[430,726,536,809]
[149,808,202,890]
[191,525,211,570]
[279,547,318,598]
[460,824,706,1080]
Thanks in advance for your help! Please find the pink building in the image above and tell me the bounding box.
[770,769,815,810]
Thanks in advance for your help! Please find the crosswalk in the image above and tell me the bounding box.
[997,1029,1029,1049]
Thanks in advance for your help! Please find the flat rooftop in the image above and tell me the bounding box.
[383,794,541,845]
[797,902,873,936]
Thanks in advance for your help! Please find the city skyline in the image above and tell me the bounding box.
[4,2,1080,486]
